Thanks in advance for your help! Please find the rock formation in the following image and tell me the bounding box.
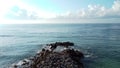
[10,42,84,68]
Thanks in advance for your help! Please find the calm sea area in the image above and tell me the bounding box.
[0,23,120,68]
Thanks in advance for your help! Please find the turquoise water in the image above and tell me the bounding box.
[0,24,120,68]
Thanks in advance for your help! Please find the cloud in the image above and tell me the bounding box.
[5,1,56,20]
[6,6,57,20]
[5,0,120,23]
[6,8,53,20]
[6,6,39,20]
[0,0,18,19]
[57,0,120,19]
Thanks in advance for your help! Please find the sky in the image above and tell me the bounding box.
[0,0,120,24]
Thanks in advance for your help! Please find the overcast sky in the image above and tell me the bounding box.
[0,0,120,24]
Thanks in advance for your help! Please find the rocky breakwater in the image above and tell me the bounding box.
[10,42,84,68]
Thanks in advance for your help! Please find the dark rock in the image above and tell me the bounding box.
[55,41,74,48]
[10,42,84,68]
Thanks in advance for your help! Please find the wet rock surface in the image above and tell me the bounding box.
[10,42,84,68]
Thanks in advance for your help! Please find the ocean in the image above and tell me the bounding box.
[0,23,120,68]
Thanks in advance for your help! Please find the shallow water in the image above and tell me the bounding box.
[0,23,120,68]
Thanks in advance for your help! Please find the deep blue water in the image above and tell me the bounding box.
[0,23,120,68]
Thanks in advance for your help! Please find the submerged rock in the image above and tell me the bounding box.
[10,42,84,68]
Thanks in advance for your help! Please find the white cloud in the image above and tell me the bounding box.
[6,6,39,20]
[4,0,120,23]
[112,0,120,11]
[0,0,18,19]
[55,0,120,19]
[5,1,57,20]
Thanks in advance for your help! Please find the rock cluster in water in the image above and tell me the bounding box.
[10,42,84,68]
